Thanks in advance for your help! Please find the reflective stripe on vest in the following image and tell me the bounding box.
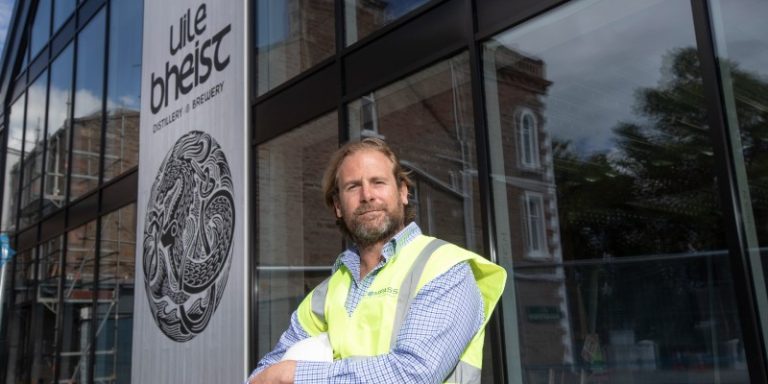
[390,238,448,348]
[446,360,482,384]
[311,277,330,321]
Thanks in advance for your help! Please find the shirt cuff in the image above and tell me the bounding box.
[295,360,333,383]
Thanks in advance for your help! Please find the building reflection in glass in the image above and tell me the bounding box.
[2,96,25,233]
[485,0,749,382]
[347,51,495,378]
[256,113,340,358]
[345,0,430,45]
[709,0,768,330]
[256,0,335,95]
[44,44,74,217]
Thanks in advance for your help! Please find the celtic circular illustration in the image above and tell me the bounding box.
[143,131,235,342]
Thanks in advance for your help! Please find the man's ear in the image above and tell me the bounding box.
[333,196,342,218]
[399,184,409,205]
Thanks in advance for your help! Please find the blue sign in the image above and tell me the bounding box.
[0,233,16,268]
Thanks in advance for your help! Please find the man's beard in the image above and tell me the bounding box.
[346,202,404,248]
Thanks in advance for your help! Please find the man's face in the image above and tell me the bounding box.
[333,149,409,247]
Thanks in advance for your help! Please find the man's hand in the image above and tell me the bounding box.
[249,360,297,384]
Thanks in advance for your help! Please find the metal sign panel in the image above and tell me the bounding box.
[134,0,248,381]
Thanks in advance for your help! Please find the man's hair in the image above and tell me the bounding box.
[322,138,416,224]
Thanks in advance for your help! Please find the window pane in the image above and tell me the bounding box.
[709,0,768,352]
[6,249,41,383]
[525,192,545,257]
[4,304,33,383]
[347,52,496,379]
[30,0,51,58]
[103,0,142,182]
[45,45,74,216]
[13,248,36,305]
[255,0,335,95]
[348,52,483,253]
[345,0,430,45]
[520,111,539,168]
[19,71,48,228]
[256,112,339,357]
[70,10,106,201]
[34,238,63,383]
[53,0,76,32]
[2,96,26,232]
[95,204,136,383]
[59,220,98,382]
[484,1,749,382]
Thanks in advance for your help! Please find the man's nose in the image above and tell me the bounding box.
[360,182,374,201]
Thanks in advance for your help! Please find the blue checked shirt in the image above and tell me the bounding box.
[248,223,484,383]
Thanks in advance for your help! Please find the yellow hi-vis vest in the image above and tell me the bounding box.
[296,235,507,384]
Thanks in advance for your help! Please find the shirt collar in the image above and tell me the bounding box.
[333,222,422,274]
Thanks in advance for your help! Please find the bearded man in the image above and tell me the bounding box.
[248,138,506,384]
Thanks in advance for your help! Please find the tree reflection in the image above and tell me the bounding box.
[557,47,768,259]
[557,47,767,371]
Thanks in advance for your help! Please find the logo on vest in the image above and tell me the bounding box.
[367,287,399,298]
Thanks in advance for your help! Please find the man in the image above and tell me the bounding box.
[248,138,506,383]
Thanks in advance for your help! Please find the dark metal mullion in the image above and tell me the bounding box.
[335,0,351,259]
[333,0,349,245]
[53,215,68,383]
[463,0,508,383]
[87,215,102,384]
[0,108,8,231]
[54,1,81,378]
[249,138,259,372]
[87,2,111,382]
[336,0,348,145]
[33,50,53,283]
[96,0,109,235]
[0,130,12,381]
[690,1,768,383]
[249,0,260,373]
[244,0,254,375]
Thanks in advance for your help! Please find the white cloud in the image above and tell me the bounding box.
[491,0,697,156]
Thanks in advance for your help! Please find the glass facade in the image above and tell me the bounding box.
[0,1,143,383]
[1,0,767,383]
[249,0,768,382]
